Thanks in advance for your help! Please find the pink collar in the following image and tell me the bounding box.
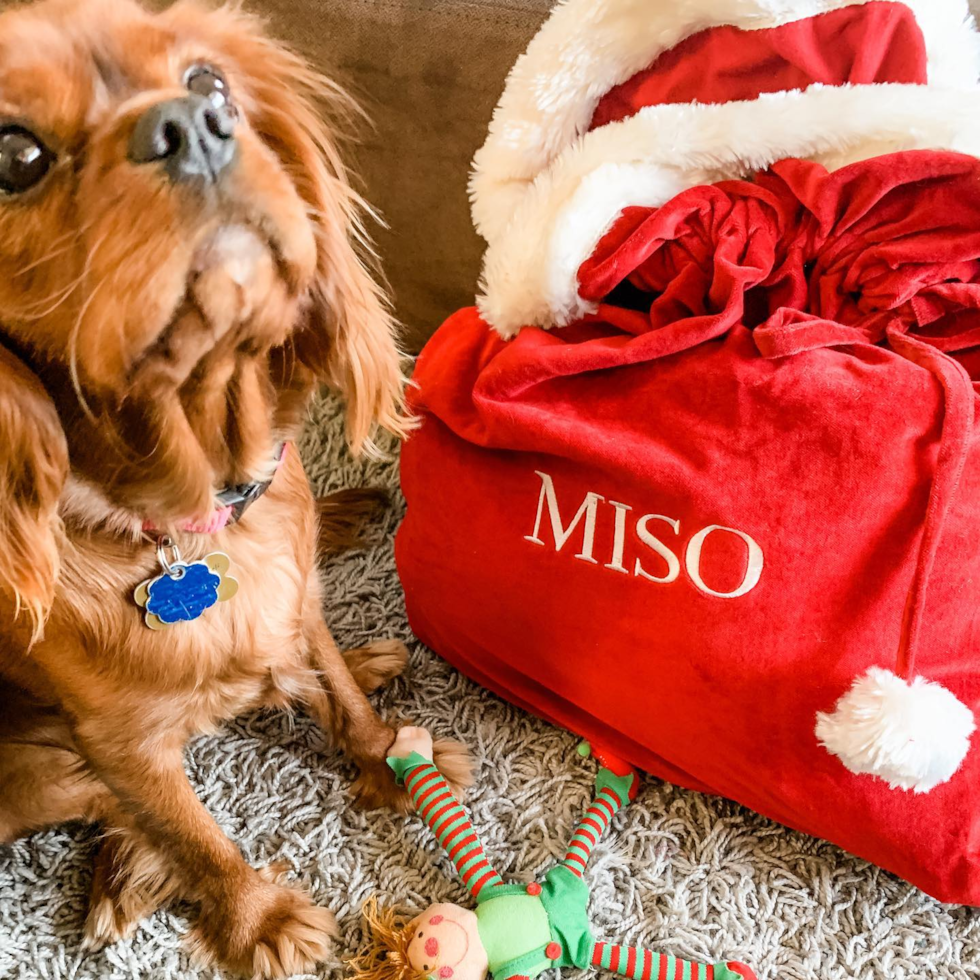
[142,443,288,535]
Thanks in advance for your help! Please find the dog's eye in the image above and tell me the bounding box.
[186,65,232,110]
[0,128,54,195]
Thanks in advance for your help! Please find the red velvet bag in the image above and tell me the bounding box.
[397,0,980,903]
[397,150,980,905]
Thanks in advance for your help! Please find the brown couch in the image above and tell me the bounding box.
[252,0,552,351]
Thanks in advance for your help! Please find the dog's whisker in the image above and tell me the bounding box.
[68,234,113,423]
[14,214,106,282]
[13,239,77,278]
[15,274,86,319]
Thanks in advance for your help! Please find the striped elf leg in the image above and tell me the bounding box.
[591,942,758,980]
[561,769,631,877]
[403,761,504,898]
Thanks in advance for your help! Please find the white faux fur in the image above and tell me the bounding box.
[471,0,980,244]
[478,83,980,336]
[815,668,976,794]
[470,0,980,337]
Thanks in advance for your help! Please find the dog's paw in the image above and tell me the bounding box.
[350,735,473,813]
[350,757,413,813]
[343,640,409,695]
[189,871,337,979]
[249,898,337,980]
[82,832,174,950]
[82,893,137,950]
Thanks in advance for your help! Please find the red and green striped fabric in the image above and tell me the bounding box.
[562,781,625,876]
[403,760,505,898]
[591,942,752,980]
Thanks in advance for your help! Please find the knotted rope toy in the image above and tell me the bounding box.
[349,727,757,980]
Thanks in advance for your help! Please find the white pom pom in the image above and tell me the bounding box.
[815,668,975,794]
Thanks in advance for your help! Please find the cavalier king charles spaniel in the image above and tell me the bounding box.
[0,0,470,975]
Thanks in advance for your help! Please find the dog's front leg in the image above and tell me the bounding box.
[300,587,473,811]
[71,712,336,976]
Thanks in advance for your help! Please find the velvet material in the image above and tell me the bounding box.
[396,150,980,905]
[590,2,927,129]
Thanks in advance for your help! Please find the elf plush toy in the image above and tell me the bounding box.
[349,727,757,980]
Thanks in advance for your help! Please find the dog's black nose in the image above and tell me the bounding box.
[128,94,236,183]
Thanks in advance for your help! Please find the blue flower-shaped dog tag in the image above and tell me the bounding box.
[134,548,239,630]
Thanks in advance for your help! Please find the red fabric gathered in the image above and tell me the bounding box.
[397,149,980,905]
[581,152,980,345]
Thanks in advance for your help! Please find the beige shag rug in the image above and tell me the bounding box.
[1,395,978,980]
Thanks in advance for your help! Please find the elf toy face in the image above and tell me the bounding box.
[407,903,488,980]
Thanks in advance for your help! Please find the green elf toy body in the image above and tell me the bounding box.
[376,727,757,980]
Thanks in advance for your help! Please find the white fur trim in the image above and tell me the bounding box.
[478,83,980,337]
[815,667,976,794]
[471,0,980,336]
[471,0,980,244]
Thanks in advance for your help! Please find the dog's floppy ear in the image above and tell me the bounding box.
[206,8,414,454]
[0,346,68,635]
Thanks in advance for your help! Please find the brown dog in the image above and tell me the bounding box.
[0,0,470,975]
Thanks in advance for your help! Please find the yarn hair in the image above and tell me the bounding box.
[347,897,430,980]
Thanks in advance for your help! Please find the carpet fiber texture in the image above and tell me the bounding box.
[2,395,979,980]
